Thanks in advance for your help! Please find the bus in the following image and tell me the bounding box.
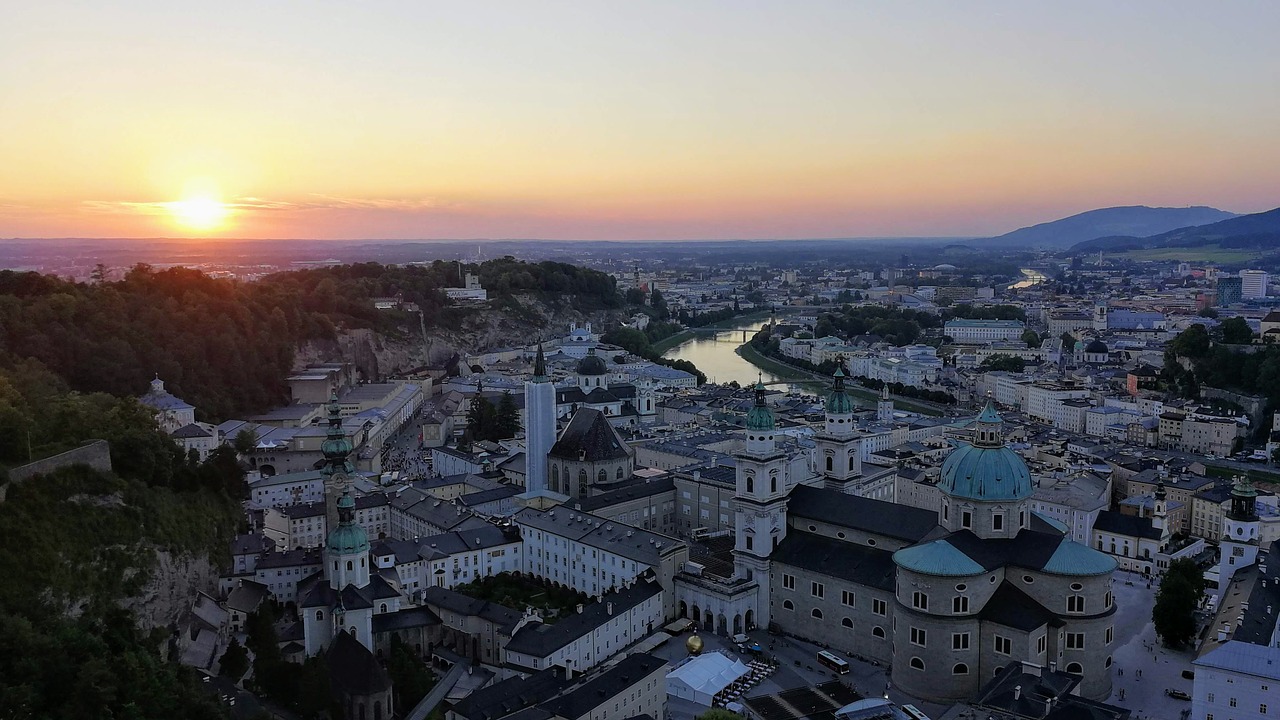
[902,705,932,720]
[816,650,849,674]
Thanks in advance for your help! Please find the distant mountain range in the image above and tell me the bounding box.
[981,205,1238,249]
[1068,206,1280,253]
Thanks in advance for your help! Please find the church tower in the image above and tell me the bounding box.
[813,367,863,492]
[319,394,354,533]
[1218,475,1260,588]
[524,344,556,495]
[877,385,894,424]
[733,382,789,626]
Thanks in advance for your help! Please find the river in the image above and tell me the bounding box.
[660,318,786,386]
[1011,268,1048,289]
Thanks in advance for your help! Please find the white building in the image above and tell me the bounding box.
[1240,269,1269,300]
[446,272,488,302]
[944,319,1026,344]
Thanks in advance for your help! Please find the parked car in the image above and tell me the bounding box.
[1166,689,1192,701]
[731,633,750,645]
[1181,670,1195,680]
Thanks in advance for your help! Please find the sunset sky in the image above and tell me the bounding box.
[2,1,1278,240]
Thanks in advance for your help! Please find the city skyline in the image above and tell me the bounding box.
[3,1,1278,240]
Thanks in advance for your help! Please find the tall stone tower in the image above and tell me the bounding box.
[1217,475,1261,588]
[814,368,862,493]
[733,382,789,627]
[319,393,354,532]
[523,345,557,495]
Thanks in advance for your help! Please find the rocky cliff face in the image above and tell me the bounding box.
[122,549,219,631]
[295,294,630,377]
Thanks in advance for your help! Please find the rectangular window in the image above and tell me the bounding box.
[1105,626,1113,644]
[783,574,795,590]
[962,511,972,529]
[873,598,887,616]
[994,635,1011,655]
[745,536,753,551]
[992,513,1004,531]
[952,632,969,650]
[912,591,928,610]
[812,582,825,599]
[1037,634,1046,654]
[953,596,969,613]
[1067,595,1085,613]
[1066,633,1085,650]
[842,590,855,608]
[910,627,926,647]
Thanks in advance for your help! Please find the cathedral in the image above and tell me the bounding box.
[674,374,1119,703]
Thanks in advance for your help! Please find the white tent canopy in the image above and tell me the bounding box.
[666,652,750,706]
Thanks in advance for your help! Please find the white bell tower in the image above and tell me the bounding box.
[733,382,788,627]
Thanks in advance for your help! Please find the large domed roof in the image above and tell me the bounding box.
[939,401,1033,502]
[576,348,608,376]
[939,443,1033,502]
[1084,339,1108,354]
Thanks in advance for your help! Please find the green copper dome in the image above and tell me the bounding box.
[938,401,1033,502]
[746,382,776,431]
[939,441,1033,502]
[825,367,855,415]
[327,491,369,556]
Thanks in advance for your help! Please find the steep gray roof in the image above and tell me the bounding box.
[550,408,631,462]
[787,485,939,542]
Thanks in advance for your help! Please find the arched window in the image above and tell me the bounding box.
[782,599,794,610]
[360,557,365,568]
[552,465,560,489]
[347,560,354,572]
[826,457,833,472]
[841,617,853,628]
[334,561,339,571]
[597,469,607,485]
[316,610,324,621]
[578,470,588,495]
[953,663,969,675]
[848,456,855,471]
[379,603,388,613]
[375,701,383,720]
[1105,656,1113,668]
[616,467,624,479]
[872,626,885,638]
[1066,663,1083,675]
[746,476,754,493]
[811,608,823,619]
[910,657,925,671]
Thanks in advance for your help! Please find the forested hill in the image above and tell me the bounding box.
[0,259,621,420]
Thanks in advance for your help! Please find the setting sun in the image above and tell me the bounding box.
[168,181,231,232]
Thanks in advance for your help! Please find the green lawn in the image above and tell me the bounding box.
[452,572,590,622]
[1202,463,1280,492]
[1121,245,1261,263]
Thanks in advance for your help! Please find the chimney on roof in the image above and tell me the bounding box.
[576,603,584,614]
[1013,686,1021,701]
[607,602,613,615]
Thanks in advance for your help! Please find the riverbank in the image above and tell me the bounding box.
[649,309,774,355]
[736,342,945,417]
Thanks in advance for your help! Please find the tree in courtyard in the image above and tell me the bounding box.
[1021,329,1042,348]
[625,287,647,305]
[466,393,497,441]
[980,354,1026,373]
[1153,558,1206,649]
[218,637,249,681]
[233,427,258,456]
[494,392,521,440]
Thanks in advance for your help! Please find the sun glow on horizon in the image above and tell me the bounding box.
[168,180,231,232]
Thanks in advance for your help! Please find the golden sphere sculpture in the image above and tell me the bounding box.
[686,634,704,655]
